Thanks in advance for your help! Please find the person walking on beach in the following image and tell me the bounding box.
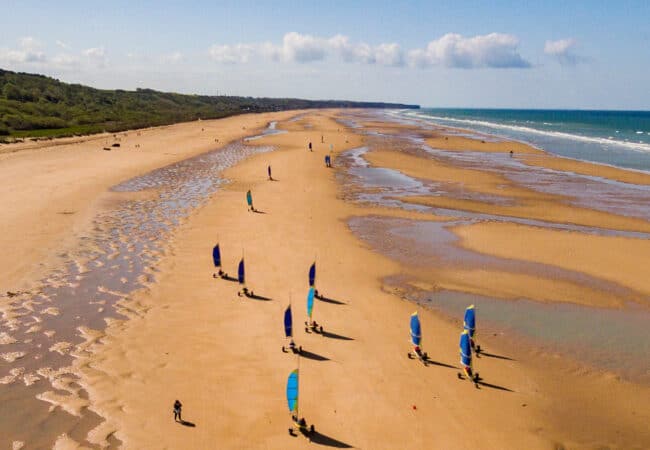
[173,400,182,422]
[268,165,272,180]
[308,141,312,152]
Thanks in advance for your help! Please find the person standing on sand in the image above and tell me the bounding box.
[173,400,182,422]
[308,142,312,151]
[268,165,272,180]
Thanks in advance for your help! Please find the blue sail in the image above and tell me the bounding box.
[212,244,221,268]
[238,258,245,284]
[410,312,421,346]
[463,305,476,338]
[306,287,315,319]
[286,369,299,413]
[308,263,316,287]
[284,305,293,338]
[246,190,253,206]
[460,330,472,367]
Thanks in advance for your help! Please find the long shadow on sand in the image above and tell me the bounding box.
[300,350,330,362]
[252,209,267,214]
[425,359,458,370]
[480,351,516,361]
[178,420,196,427]
[316,295,347,305]
[218,274,239,283]
[476,380,514,392]
[245,292,272,301]
[320,330,354,341]
[309,430,353,448]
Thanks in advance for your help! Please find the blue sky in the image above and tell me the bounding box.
[1,0,649,109]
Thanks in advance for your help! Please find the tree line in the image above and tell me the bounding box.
[0,68,418,140]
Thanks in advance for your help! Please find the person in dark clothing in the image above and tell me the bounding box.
[268,165,272,180]
[308,142,312,151]
[174,400,182,422]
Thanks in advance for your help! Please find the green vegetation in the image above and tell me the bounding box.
[0,68,418,141]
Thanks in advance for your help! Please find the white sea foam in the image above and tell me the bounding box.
[403,111,650,153]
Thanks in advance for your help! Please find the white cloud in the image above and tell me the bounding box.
[82,47,107,67]
[0,36,46,64]
[328,35,403,66]
[209,44,256,63]
[55,40,70,49]
[544,38,582,66]
[209,32,405,67]
[375,43,404,67]
[408,33,531,69]
[207,32,529,69]
[279,32,327,63]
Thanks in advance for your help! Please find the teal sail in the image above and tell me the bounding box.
[306,287,315,319]
[286,369,299,414]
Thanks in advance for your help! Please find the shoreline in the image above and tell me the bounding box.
[397,109,650,161]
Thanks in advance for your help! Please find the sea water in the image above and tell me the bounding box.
[399,108,650,172]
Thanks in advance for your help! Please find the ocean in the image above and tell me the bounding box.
[399,108,650,172]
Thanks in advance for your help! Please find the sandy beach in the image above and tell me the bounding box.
[1,110,649,449]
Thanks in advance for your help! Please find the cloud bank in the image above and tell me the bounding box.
[208,32,530,69]
[408,33,530,68]
[0,37,107,70]
[0,37,46,64]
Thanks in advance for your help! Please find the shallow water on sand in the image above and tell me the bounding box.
[339,111,650,385]
[348,215,650,384]
[0,139,274,448]
[337,145,650,239]
[400,284,650,384]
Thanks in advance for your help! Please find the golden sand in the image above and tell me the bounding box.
[1,110,649,448]
[73,112,650,448]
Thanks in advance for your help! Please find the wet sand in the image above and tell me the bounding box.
[2,109,649,448]
[0,111,303,448]
[0,111,302,292]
